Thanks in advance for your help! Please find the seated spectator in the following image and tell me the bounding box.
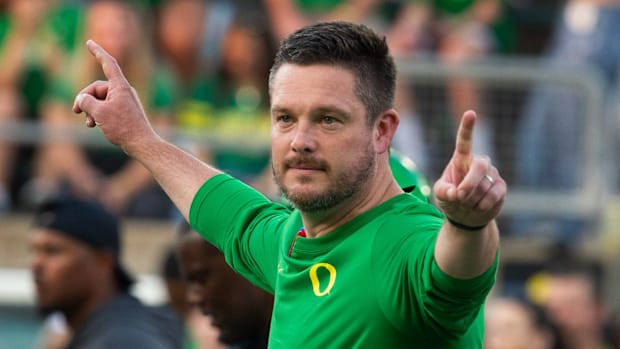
[24,0,176,218]
[29,197,178,348]
[170,12,276,191]
[0,0,80,213]
[154,0,234,89]
[514,0,620,239]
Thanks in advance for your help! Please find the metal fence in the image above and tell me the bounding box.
[0,56,611,239]
[1,55,620,315]
[396,56,609,239]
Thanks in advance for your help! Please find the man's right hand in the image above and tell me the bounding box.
[73,40,157,155]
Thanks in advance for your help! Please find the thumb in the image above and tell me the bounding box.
[74,93,101,115]
[74,93,102,128]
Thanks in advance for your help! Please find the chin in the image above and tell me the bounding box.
[217,330,237,346]
[36,303,56,318]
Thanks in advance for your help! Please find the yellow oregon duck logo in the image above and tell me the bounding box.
[309,263,336,296]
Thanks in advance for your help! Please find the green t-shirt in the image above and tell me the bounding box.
[190,174,497,348]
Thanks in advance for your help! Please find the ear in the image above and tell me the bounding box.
[94,250,116,278]
[374,109,399,154]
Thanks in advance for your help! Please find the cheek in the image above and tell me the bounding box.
[46,257,80,281]
[43,259,90,301]
[270,141,288,166]
[270,131,288,150]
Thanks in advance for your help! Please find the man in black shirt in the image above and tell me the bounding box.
[29,197,180,349]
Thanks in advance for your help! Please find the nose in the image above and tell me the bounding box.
[290,124,317,153]
[186,284,204,307]
[30,250,44,274]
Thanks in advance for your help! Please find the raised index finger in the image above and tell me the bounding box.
[452,110,477,180]
[86,39,127,83]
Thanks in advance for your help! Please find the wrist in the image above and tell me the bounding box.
[446,217,487,231]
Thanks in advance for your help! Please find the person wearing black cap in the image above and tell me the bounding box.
[29,197,179,349]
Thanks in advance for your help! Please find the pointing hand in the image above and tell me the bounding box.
[433,110,506,229]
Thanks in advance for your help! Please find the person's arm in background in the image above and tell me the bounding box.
[262,0,308,41]
[262,0,381,41]
[433,110,505,279]
[73,40,220,220]
[0,0,52,86]
[385,0,432,56]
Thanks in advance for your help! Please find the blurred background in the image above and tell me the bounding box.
[2,0,620,348]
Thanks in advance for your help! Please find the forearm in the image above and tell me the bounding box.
[0,33,30,86]
[262,0,307,41]
[129,134,221,220]
[434,219,499,279]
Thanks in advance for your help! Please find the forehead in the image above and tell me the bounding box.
[270,64,360,110]
[487,300,531,321]
[550,275,594,297]
[178,236,222,261]
[29,228,90,251]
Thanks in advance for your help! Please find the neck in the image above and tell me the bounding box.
[300,167,403,238]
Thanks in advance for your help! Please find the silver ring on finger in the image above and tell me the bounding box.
[484,173,494,185]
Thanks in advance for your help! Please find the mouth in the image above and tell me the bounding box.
[288,167,323,176]
[33,278,45,294]
[210,317,223,329]
[200,306,213,317]
[285,158,326,173]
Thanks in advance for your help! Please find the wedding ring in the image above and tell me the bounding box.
[484,174,494,185]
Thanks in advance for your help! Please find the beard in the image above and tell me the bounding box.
[274,142,375,212]
[36,304,55,318]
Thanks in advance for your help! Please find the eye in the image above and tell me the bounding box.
[42,245,63,256]
[276,114,292,123]
[187,270,208,284]
[322,116,336,124]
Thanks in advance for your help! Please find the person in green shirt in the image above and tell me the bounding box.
[74,21,506,348]
[25,0,176,218]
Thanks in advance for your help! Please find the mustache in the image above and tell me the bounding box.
[284,156,327,169]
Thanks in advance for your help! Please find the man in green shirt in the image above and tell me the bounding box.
[74,21,506,348]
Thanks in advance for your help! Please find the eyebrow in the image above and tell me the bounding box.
[271,105,352,119]
[270,106,290,115]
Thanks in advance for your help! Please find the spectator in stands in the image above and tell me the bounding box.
[390,0,503,171]
[434,0,501,151]
[24,0,176,218]
[484,295,561,349]
[262,0,382,42]
[28,197,178,348]
[169,12,277,193]
[155,0,234,89]
[176,221,273,349]
[514,0,620,238]
[540,262,614,349]
[0,0,79,214]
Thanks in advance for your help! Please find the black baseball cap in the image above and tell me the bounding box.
[32,197,135,291]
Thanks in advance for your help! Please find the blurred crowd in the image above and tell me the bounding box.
[0,0,557,220]
[0,0,279,218]
[5,0,620,348]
